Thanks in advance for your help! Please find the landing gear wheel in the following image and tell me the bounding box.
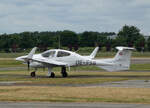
[50,72,55,78]
[31,71,36,77]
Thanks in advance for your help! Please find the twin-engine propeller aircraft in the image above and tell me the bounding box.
[16,46,134,78]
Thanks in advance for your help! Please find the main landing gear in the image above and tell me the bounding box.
[30,68,37,77]
[61,67,68,77]
[49,72,55,78]
[48,67,55,78]
[30,70,55,78]
[30,67,68,78]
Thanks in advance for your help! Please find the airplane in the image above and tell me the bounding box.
[16,46,134,78]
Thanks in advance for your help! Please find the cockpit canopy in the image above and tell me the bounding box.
[42,50,71,58]
[57,51,70,57]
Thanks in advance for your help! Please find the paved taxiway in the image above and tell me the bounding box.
[96,80,150,88]
[0,102,150,108]
[0,80,150,88]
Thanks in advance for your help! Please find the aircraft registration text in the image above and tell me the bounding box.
[76,60,96,66]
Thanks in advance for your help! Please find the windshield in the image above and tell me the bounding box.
[42,51,56,57]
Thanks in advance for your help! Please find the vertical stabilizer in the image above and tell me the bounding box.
[114,47,134,69]
[97,46,134,71]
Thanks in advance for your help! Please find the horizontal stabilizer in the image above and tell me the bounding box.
[116,46,135,51]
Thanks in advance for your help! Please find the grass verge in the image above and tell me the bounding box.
[0,86,150,103]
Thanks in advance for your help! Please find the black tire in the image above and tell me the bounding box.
[61,67,68,77]
[50,72,55,78]
[31,72,36,77]
[62,72,68,78]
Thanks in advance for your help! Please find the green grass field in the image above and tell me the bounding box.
[0,86,150,103]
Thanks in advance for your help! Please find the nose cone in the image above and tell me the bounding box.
[15,57,23,61]
[15,56,27,62]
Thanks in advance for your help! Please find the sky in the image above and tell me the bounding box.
[0,0,150,35]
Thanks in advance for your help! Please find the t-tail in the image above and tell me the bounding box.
[97,46,134,72]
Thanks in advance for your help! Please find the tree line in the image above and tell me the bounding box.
[0,25,150,52]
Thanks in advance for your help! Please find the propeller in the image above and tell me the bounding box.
[26,47,37,71]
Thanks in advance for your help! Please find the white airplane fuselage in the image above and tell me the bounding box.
[19,49,105,68]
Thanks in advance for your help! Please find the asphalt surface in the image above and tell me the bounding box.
[0,80,150,88]
[0,102,150,108]
[96,80,150,88]
[131,58,150,64]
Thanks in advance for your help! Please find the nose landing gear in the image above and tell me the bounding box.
[31,71,36,77]
[30,68,37,77]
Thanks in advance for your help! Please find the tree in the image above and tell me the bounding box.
[97,34,107,48]
[60,30,79,47]
[147,36,150,51]
[134,35,145,52]
[117,25,141,47]
[106,38,113,51]
[114,36,127,47]
[80,32,100,47]
[10,34,20,52]
[19,32,36,49]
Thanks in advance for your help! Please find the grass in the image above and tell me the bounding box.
[131,64,150,71]
[0,53,27,58]
[0,86,150,103]
[0,59,24,67]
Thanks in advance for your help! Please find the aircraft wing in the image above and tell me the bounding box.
[30,57,67,66]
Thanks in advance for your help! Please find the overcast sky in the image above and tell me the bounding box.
[0,0,150,35]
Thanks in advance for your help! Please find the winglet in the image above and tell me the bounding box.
[89,47,99,59]
[27,47,37,59]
